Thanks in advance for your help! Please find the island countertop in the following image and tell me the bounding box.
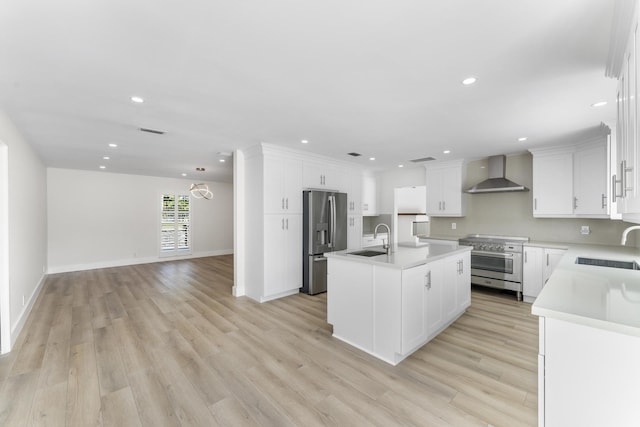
[531,243,640,337]
[325,242,471,270]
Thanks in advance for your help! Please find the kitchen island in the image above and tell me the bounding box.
[531,244,640,427]
[325,243,471,365]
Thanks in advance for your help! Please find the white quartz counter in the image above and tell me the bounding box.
[532,244,640,337]
[325,243,471,270]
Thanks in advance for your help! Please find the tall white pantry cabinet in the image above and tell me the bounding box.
[242,144,365,302]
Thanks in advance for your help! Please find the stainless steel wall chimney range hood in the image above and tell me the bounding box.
[466,155,529,193]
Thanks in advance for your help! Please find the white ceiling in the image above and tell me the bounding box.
[0,0,619,183]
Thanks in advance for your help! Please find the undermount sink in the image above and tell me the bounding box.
[575,257,640,270]
[348,250,387,257]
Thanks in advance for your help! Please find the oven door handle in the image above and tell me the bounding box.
[472,251,514,258]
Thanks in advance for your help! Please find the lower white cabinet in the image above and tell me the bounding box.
[328,248,471,365]
[523,246,566,302]
[538,317,640,427]
[263,214,302,300]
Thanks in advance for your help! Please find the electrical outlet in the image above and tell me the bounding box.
[580,225,591,235]
[451,222,457,230]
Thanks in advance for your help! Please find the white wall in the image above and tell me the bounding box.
[0,111,48,352]
[47,168,233,273]
[376,167,426,214]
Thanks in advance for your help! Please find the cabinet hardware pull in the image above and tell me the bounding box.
[525,251,527,263]
[442,201,446,211]
[282,218,285,230]
[534,198,537,210]
[282,197,285,209]
[425,271,432,289]
[622,160,634,195]
[286,218,289,230]
[286,198,289,210]
[546,253,549,266]
[573,197,578,210]
[601,193,606,209]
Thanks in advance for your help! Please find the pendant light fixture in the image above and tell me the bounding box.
[190,183,213,200]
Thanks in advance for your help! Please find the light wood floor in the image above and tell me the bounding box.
[0,255,539,426]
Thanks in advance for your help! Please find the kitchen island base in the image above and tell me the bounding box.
[327,246,471,365]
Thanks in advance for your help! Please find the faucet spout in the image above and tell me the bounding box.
[621,225,640,245]
[374,223,392,254]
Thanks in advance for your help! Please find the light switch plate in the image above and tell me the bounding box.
[580,225,591,235]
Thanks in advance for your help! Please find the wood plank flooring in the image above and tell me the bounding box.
[0,255,539,426]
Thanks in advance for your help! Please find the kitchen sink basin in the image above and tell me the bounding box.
[348,250,387,257]
[575,257,640,270]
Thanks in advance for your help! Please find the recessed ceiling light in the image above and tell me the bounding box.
[301,139,309,144]
[443,150,451,154]
[398,164,404,168]
[108,143,118,148]
[369,157,376,161]
[99,165,106,169]
[518,137,528,142]
[219,159,225,163]
[591,101,607,107]
[130,96,144,103]
[103,156,110,160]
[181,173,187,177]
[462,77,477,85]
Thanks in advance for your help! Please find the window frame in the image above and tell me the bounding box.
[159,192,192,257]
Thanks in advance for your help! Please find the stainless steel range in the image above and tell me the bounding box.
[458,234,529,300]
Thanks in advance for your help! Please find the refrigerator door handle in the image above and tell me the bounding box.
[327,195,334,248]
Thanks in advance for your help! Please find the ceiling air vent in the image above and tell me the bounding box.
[139,127,166,135]
[347,152,362,157]
[410,156,436,163]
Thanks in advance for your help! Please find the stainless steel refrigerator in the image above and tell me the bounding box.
[302,190,348,295]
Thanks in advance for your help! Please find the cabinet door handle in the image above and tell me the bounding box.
[525,251,528,263]
[286,218,289,230]
[534,198,537,211]
[442,201,446,211]
[573,197,578,210]
[438,201,442,211]
[282,197,285,209]
[612,175,618,203]
[546,253,549,266]
[286,198,289,210]
[281,218,285,230]
[601,193,606,209]
[425,271,431,289]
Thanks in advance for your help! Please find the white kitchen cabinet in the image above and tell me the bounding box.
[522,245,566,303]
[345,171,362,215]
[303,161,342,190]
[327,247,471,365]
[347,215,363,250]
[613,12,640,223]
[530,139,609,218]
[538,317,640,427]
[396,186,427,214]
[400,263,430,353]
[263,215,302,297]
[263,155,303,214]
[425,159,466,217]
[362,172,378,215]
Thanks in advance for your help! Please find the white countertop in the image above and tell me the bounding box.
[532,244,640,337]
[325,243,471,270]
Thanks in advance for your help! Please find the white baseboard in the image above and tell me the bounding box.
[10,273,47,350]
[47,249,234,274]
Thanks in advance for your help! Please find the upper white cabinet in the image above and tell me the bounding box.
[530,139,609,218]
[613,11,640,223]
[362,172,378,216]
[425,159,466,217]
[303,161,342,190]
[263,155,303,214]
[344,171,362,215]
[397,186,427,214]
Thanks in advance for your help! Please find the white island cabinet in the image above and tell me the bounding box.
[326,244,471,365]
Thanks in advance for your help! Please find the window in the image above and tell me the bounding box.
[160,194,191,254]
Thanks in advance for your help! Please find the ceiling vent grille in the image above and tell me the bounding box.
[347,152,362,157]
[139,127,166,135]
[410,156,436,163]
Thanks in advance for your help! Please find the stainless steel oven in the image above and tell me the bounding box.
[458,235,528,300]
